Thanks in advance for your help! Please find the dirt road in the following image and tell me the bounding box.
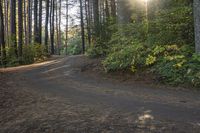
[0,55,200,133]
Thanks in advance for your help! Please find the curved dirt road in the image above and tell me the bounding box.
[1,55,200,133]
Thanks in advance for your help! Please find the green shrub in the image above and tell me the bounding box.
[66,34,82,55]
[103,40,146,72]
[22,45,35,64]
[6,47,20,67]
[4,44,49,67]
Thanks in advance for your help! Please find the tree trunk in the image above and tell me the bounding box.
[45,0,49,52]
[10,0,17,57]
[65,0,68,55]
[34,0,39,44]
[93,0,100,39]
[0,0,6,65]
[110,0,116,22]
[38,0,42,44]
[58,0,62,55]
[50,0,55,54]
[24,0,28,45]
[27,0,32,44]
[79,0,85,54]
[194,0,200,54]
[18,0,23,58]
[85,0,91,47]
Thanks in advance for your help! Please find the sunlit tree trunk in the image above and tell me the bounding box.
[0,0,6,65]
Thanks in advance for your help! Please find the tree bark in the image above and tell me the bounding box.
[93,0,100,39]
[38,0,42,44]
[18,0,23,58]
[34,0,39,44]
[50,0,55,54]
[79,0,85,54]
[0,0,6,65]
[10,0,17,57]
[45,0,49,52]
[65,0,68,55]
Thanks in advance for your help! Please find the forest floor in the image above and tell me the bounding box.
[0,55,200,133]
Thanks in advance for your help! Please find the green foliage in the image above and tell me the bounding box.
[4,44,49,67]
[103,40,146,72]
[86,1,199,88]
[86,40,108,58]
[66,35,82,55]
[148,6,194,45]
[6,47,20,67]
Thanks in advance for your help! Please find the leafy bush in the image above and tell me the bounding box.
[4,44,49,67]
[103,40,146,72]
[86,39,109,58]
[6,47,20,67]
[66,35,82,55]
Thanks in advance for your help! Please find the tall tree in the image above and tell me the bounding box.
[0,0,6,65]
[24,0,28,45]
[194,0,200,54]
[93,0,100,39]
[38,0,42,44]
[45,0,49,52]
[50,0,55,54]
[18,0,23,58]
[27,0,32,44]
[34,0,39,43]
[65,0,69,55]
[85,0,91,46]
[10,0,17,57]
[58,0,62,55]
[79,0,85,53]
[110,0,116,22]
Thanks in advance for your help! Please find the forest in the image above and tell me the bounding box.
[1,0,200,132]
[0,0,200,88]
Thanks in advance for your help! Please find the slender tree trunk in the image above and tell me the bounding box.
[55,0,59,54]
[10,0,17,57]
[194,0,200,54]
[45,0,49,52]
[110,0,116,22]
[24,0,28,45]
[50,0,55,54]
[38,0,42,44]
[27,0,32,44]
[65,0,68,55]
[93,0,100,39]
[34,0,39,44]
[18,0,23,58]
[79,0,85,54]
[58,0,61,55]
[0,0,6,65]
[85,0,91,47]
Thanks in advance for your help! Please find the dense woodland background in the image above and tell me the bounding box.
[0,0,200,87]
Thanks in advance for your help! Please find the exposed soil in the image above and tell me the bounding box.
[0,55,200,133]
